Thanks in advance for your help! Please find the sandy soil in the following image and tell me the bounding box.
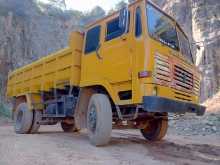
[0,122,219,165]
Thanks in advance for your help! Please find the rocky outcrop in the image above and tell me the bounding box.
[192,0,220,101]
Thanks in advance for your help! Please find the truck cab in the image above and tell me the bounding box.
[81,0,204,114]
[78,0,205,145]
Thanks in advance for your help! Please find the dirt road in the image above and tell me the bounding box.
[0,121,219,165]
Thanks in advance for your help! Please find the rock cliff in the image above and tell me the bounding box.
[0,0,79,99]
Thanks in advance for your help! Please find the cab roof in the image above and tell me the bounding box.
[85,0,188,39]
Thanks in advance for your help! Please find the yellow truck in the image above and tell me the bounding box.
[7,0,205,146]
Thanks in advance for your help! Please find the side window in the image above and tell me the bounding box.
[106,17,123,41]
[84,26,101,54]
[106,12,130,41]
[135,7,142,37]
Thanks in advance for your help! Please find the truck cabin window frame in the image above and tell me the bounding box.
[84,25,101,54]
[177,27,194,63]
[105,12,130,41]
[146,2,193,63]
[135,6,142,37]
[146,3,179,51]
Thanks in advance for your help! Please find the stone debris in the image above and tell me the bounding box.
[169,92,220,136]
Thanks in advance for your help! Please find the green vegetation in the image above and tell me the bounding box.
[0,102,11,118]
[0,6,10,16]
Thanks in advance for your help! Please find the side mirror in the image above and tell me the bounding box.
[119,7,129,34]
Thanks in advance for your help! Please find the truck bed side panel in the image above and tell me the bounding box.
[7,32,84,97]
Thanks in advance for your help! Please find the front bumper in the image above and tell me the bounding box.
[143,96,206,116]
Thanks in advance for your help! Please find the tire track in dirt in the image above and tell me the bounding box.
[112,132,220,165]
[0,122,219,165]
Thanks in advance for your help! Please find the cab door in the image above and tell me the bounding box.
[101,13,133,84]
[80,25,103,85]
[132,5,146,104]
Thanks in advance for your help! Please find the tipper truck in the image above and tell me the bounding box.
[7,0,206,146]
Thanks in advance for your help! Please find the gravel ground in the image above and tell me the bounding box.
[169,112,220,136]
[0,117,219,165]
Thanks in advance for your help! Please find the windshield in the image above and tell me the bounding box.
[146,3,194,63]
[147,3,179,50]
[177,29,194,63]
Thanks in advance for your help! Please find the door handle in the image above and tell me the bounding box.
[96,44,102,60]
[121,35,127,41]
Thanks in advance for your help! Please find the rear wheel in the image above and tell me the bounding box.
[140,115,168,141]
[14,103,33,134]
[87,94,112,146]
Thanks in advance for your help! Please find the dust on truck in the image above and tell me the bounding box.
[7,0,206,146]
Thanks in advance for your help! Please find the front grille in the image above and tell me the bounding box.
[174,91,192,102]
[154,54,171,86]
[193,77,200,96]
[173,65,193,92]
[154,53,201,97]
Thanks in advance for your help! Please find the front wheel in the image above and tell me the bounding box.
[87,94,112,146]
[14,103,33,134]
[140,115,168,141]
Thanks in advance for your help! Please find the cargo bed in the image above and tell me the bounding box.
[7,32,84,97]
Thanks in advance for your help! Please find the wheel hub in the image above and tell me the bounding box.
[16,111,23,124]
[15,110,23,130]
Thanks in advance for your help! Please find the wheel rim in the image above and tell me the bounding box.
[142,119,160,139]
[88,104,97,133]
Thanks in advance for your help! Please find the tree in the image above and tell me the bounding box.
[90,6,105,18]
[115,1,127,10]
[114,0,136,11]
[82,6,105,25]
[128,0,136,4]
[45,0,67,9]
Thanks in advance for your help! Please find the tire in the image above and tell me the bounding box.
[140,115,168,141]
[87,94,112,146]
[61,121,77,132]
[30,110,42,134]
[14,103,33,134]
